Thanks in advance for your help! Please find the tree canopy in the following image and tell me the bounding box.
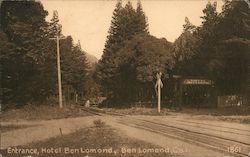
[173,0,250,97]
[1,0,249,106]
[0,0,89,105]
[96,1,173,104]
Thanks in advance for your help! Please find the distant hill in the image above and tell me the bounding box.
[85,53,98,69]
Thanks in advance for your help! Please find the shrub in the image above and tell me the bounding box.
[93,119,105,128]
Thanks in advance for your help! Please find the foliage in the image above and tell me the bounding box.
[114,34,173,103]
[60,38,89,94]
[48,11,62,37]
[117,34,173,82]
[0,0,89,105]
[174,0,250,98]
[97,33,173,103]
[0,0,50,104]
[172,18,200,75]
[213,0,250,95]
[96,1,150,103]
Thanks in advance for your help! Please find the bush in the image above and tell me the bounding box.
[93,119,105,128]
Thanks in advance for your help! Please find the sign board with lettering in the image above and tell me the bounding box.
[182,79,213,85]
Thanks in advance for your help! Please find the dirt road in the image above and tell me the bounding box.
[1,116,98,148]
[1,113,249,157]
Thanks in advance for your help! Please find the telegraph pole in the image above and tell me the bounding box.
[49,10,64,108]
[50,35,64,108]
[50,35,65,108]
[56,35,63,108]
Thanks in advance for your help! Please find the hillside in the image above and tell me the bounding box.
[85,52,98,68]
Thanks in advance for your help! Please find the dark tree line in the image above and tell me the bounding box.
[1,0,249,107]
[96,0,173,105]
[97,0,250,106]
[0,1,89,106]
[173,0,250,100]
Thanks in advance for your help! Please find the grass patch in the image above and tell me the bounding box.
[179,106,250,116]
[0,104,92,121]
[103,107,170,116]
[101,106,250,123]
[178,107,250,124]
[215,116,250,124]
[102,106,250,116]
[3,126,172,157]
[0,125,38,133]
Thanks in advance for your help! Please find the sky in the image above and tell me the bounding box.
[41,0,223,59]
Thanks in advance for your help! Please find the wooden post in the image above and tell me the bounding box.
[158,79,161,113]
[179,79,183,110]
[75,93,78,103]
[59,128,63,136]
[156,72,163,113]
[56,35,63,109]
[49,15,65,108]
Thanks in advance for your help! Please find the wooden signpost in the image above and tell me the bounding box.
[155,72,163,113]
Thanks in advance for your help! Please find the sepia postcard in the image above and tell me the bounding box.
[0,0,250,157]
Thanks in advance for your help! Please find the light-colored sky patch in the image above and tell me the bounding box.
[41,0,223,59]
